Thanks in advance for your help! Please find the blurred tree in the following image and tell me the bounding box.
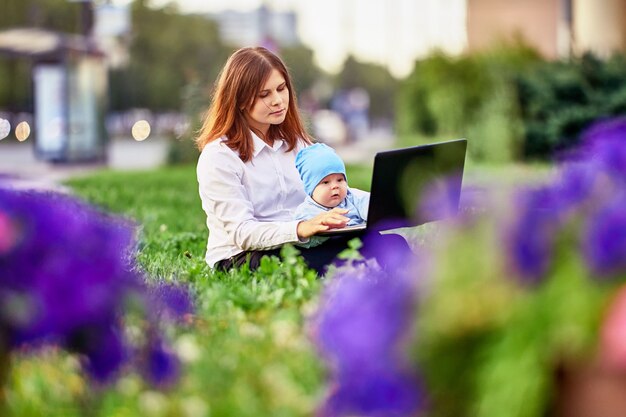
[108,0,230,111]
[279,45,322,96]
[335,55,398,122]
[401,51,491,136]
[397,42,542,162]
[0,0,81,111]
[0,0,231,112]
[0,59,31,112]
[0,0,79,33]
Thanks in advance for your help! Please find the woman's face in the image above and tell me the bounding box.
[244,68,289,139]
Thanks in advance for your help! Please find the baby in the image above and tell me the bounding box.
[294,143,370,245]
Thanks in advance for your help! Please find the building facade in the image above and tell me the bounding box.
[466,0,626,58]
[210,5,299,49]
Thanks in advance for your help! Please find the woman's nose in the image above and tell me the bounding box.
[270,93,282,105]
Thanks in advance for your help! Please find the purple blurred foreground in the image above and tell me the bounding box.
[506,117,626,283]
[0,185,192,386]
[311,117,626,417]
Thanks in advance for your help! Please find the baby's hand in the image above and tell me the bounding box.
[322,208,349,227]
[297,208,349,238]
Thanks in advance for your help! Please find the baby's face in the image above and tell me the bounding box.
[312,173,348,208]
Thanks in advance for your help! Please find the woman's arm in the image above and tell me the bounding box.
[199,148,300,251]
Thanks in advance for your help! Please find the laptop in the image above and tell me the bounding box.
[318,138,467,236]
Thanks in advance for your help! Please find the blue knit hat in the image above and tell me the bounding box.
[295,143,347,196]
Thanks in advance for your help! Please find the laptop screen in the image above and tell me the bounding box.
[367,138,467,230]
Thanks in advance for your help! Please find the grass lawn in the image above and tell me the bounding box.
[4,160,551,416]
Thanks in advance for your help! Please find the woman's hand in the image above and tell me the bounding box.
[297,208,350,239]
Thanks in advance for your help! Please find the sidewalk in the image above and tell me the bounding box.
[0,136,170,190]
[335,130,395,165]
[0,132,396,190]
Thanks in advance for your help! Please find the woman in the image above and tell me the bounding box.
[196,46,352,273]
[196,46,409,273]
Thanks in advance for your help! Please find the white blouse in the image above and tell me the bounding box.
[196,132,308,267]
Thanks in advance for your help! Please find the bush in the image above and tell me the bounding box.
[514,52,626,159]
[167,135,200,165]
[399,46,626,162]
[397,42,540,163]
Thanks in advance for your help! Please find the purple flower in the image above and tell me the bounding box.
[0,190,138,347]
[360,232,415,272]
[76,325,128,383]
[581,117,626,180]
[583,196,626,277]
[147,281,194,322]
[417,176,463,224]
[313,265,424,416]
[321,367,423,417]
[0,187,190,386]
[504,187,558,283]
[552,162,598,212]
[142,336,181,389]
[0,211,18,254]
[317,273,413,367]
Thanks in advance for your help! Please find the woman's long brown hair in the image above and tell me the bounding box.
[195,47,311,162]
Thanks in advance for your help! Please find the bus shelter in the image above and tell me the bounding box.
[0,27,108,162]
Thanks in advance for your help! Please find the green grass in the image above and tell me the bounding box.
[5,165,329,417]
[67,166,207,279]
[4,161,552,416]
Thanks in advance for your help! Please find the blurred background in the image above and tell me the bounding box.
[1,0,626,179]
[2,3,626,415]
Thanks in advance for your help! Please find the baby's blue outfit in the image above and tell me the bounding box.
[294,143,370,248]
[295,189,370,226]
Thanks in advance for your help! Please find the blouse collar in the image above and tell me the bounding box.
[251,130,284,157]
